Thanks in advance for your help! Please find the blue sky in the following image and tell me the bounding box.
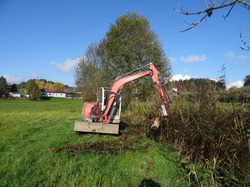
[0,0,249,88]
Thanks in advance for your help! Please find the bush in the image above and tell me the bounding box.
[164,88,249,185]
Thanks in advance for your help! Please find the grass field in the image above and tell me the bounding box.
[0,98,192,186]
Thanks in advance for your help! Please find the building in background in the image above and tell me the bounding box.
[40,88,66,98]
[9,92,21,98]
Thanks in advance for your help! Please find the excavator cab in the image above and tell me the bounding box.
[74,87,121,134]
[97,87,122,123]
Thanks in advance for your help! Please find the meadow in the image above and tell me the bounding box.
[0,98,191,186]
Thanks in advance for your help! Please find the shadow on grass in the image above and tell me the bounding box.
[138,179,161,187]
[41,97,51,101]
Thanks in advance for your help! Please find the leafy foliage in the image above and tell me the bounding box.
[35,80,46,88]
[53,82,65,90]
[75,12,171,104]
[26,79,41,100]
[17,81,27,90]
[10,84,18,92]
[0,76,10,97]
[35,80,65,90]
[98,12,171,103]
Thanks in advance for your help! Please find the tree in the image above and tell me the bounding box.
[35,80,45,88]
[98,12,171,103]
[243,74,250,86]
[175,0,250,51]
[53,82,65,90]
[44,82,54,89]
[10,84,18,92]
[26,79,41,100]
[0,76,9,97]
[17,81,27,90]
[75,42,105,101]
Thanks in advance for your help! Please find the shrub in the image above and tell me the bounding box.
[164,88,249,185]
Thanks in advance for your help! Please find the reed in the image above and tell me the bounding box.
[163,87,249,186]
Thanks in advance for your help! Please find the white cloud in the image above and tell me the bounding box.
[227,80,243,89]
[171,74,192,81]
[50,57,80,72]
[237,55,248,61]
[225,51,234,58]
[225,51,249,62]
[180,55,207,63]
[31,73,39,79]
[169,57,176,63]
[3,74,22,84]
[50,61,55,66]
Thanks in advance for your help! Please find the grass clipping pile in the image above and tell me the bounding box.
[56,125,150,157]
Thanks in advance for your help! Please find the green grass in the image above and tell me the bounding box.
[0,98,191,186]
[231,85,250,92]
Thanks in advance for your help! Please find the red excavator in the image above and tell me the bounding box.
[74,62,172,135]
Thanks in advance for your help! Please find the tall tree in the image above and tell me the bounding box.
[0,76,9,97]
[26,79,41,100]
[98,12,171,103]
[75,42,104,101]
[10,84,18,92]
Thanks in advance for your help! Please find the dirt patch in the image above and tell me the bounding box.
[56,125,150,156]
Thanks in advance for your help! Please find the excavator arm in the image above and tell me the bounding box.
[101,62,171,123]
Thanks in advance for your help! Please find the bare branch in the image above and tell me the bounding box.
[238,0,250,6]
[175,0,250,33]
[223,1,236,19]
[180,14,208,32]
[240,29,250,51]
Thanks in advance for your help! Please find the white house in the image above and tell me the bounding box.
[9,92,21,98]
[40,88,66,98]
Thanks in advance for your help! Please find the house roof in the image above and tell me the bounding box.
[66,90,77,94]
